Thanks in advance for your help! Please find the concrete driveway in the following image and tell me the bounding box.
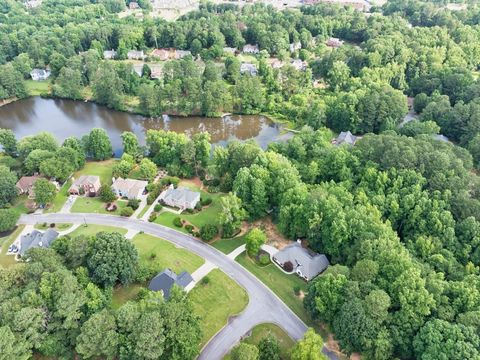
[18,213,337,360]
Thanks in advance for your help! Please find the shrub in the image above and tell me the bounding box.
[0,209,19,233]
[42,222,47,227]
[293,285,301,296]
[160,176,180,187]
[200,197,212,206]
[148,212,158,222]
[200,276,210,285]
[173,217,183,227]
[127,198,140,210]
[200,224,218,241]
[185,224,194,233]
[136,288,150,301]
[193,231,200,237]
[194,202,202,211]
[283,261,293,272]
[49,223,56,228]
[154,204,162,212]
[120,206,134,217]
[259,254,270,266]
[149,252,157,260]
[184,208,194,214]
[99,184,116,203]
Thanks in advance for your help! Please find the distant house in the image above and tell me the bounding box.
[289,42,302,53]
[103,49,117,60]
[242,44,260,54]
[326,37,344,48]
[16,175,40,198]
[129,1,139,9]
[273,241,329,281]
[333,131,357,146]
[174,50,192,59]
[290,59,307,71]
[111,178,148,200]
[30,69,51,81]
[240,63,258,76]
[223,47,237,55]
[159,184,200,210]
[148,64,163,79]
[151,48,171,61]
[148,269,194,299]
[25,0,41,8]
[19,228,58,257]
[69,175,101,196]
[127,50,145,60]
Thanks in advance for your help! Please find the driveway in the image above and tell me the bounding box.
[18,213,337,360]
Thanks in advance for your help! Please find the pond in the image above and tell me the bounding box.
[0,97,290,156]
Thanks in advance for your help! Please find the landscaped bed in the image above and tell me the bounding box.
[70,197,127,215]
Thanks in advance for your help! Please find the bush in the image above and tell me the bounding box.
[148,212,158,222]
[259,254,270,266]
[200,276,210,285]
[0,209,19,233]
[193,231,200,237]
[185,224,194,233]
[49,223,56,228]
[173,217,183,227]
[283,261,293,272]
[149,252,157,260]
[120,206,134,217]
[200,197,212,206]
[200,224,218,241]
[154,204,162,212]
[99,184,116,203]
[136,288,150,301]
[127,199,140,210]
[194,202,202,211]
[160,176,180,187]
[293,285,301,296]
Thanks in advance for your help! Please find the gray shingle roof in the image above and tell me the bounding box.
[336,131,357,145]
[20,228,59,256]
[148,269,193,299]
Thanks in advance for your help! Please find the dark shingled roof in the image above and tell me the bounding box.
[148,269,193,299]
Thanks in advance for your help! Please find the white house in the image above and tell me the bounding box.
[240,63,258,76]
[103,49,117,59]
[111,178,148,200]
[159,185,200,210]
[30,69,51,81]
[127,50,145,60]
[289,42,302,53]
[242,44,260,54]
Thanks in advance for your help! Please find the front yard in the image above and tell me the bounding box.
[212,236,246,254]
[67,224,128,238]
[71,197,127,215]
[0,225,25,268]
[74,159,117,185]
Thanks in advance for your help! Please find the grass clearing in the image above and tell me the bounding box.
[67,224,127,238]
[133,233,204,274]
[71,197,127,215]
[25,80,51,96]
[212,236,246,254]
[190,269,249,347]
[34,223,72,231]
[74,159,117,185]
[236,253,310,325]
[45,180,71,213]
[0,225,25,268]
[111,284,143,309]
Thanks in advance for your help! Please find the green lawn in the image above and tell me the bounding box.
[190,269,249,347]
[71,197,127,215]
[132,233,204,274]
[34,223,72,231]
[67,224,127,238]
[236,253,310,325]
[25,79,51,96]
[136,203,151,219]
[224,323,295,359]
[111,284,143,309]
[0,225,25,268]
[11,195,30,215]
[45,180,71,213]
[74,159,117,185]
[212,235,246,254]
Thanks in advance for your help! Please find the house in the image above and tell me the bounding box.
[148,269,194,299]
[69,175,101,196]
[333,131,357,146]
[273,241,329,281]
[326,37,344,48]
[103,49,117,60]
[223,47,237,55]
[242,44,260,54]
[240,63,258,76]
[174,50,192,59]
[19,228,59,257]
[127,50,145,60]
[30,69,51,81]
[289,42,302,53]
[129,1,139,9]
[290,59,307,71]
[151,48,171,61]
[148,64,163,79]
[159,184,200,210]
[111,178,148,200]
[16,175,40,198]
[25,0,42,8]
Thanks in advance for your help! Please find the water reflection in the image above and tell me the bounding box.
[0,97,289,156]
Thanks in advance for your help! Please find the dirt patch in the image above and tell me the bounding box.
[252,216,291,249]
[297,290,305,300]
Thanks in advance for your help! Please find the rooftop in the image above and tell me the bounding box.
[148,269,193,299]
[20,228,59,256]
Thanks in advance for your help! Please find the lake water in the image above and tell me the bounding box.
[0,97,289,156]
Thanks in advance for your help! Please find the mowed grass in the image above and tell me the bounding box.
[71,197,127,215]
[25,80,51,96]
[111,284,143,309]
[132,233,204,274]
[0,225,25,268]
[45,180,71,213]
[236,253,310,325]
[34,223,72,231]
[190,269,249,347]
[212,235,246,254]
[67,224,127,238]
[74,159,117,185]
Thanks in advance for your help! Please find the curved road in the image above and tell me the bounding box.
[19,213,336,360]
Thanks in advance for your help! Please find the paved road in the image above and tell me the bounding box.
[19,213,337,360]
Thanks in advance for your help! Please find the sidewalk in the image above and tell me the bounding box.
[185,261,217,292]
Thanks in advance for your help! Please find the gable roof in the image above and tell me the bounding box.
[162,186,200,205]
[112,178,148,198]
[20,228,59,256]
[274,242,329,280]
[336,131,357,145]
[16,175,40,192]
[148,269,193,299]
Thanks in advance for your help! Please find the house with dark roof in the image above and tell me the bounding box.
[148,269,194,299]
[273,241,329,281]
[333,131,357,146]
[19,228,59,257]
[159,185,200,210]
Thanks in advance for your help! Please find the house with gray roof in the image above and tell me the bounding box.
[240,63,258,76]
[19,228,59,257]
[273,241,329,281]
[334,131,357,146]
[148,268,193,299]
[103,49,117,60]
[159,184,200,210]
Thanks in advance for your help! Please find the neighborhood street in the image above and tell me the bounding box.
[18,213,337,360]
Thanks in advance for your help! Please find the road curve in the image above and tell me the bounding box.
[19,213,335,360]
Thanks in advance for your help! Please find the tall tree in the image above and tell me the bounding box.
[85,128,112,160]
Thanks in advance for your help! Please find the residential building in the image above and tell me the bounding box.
[240,63,258,76]
[242,44,260,54]
[151,48,171,61]
[290,59,307,71]
[129,1,139,9]
[103,49,117,60]
[289,42,302,53]
[159,184,200,210]
[333,131,357,146]
[69,175,101,196]
[326,37,344,48]
[19,229,59,257]
[127,50,145,60]
[174,50,192,59]
[30,69,51,81]
[111,178,148,200]
[273,241,329,281]
[148,269,194,299]
[16,175,40,198]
